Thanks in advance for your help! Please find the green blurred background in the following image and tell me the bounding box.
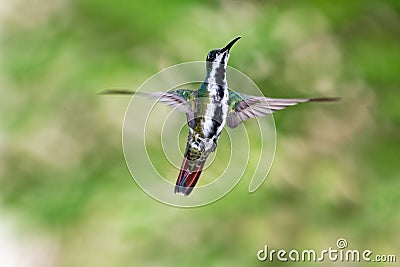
[0,0,399,266]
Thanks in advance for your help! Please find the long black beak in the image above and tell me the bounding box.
[220,36,241,53]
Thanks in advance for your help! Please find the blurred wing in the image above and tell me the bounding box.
[99,89,195,114]
[148,91,193,114]
[227,90,339,128]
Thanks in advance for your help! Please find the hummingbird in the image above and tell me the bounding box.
[101,36,339,196]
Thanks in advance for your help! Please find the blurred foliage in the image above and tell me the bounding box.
[0,0,399,266]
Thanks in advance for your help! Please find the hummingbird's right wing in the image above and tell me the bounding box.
[99,89,195,114]
[227,90,339,128]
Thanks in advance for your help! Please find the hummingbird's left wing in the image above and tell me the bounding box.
[99,89,195,114]
[227,90,339,128]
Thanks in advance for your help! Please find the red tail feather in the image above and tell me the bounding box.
[175,157,205,196]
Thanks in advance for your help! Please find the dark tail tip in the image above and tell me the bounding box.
[174,185,195,196]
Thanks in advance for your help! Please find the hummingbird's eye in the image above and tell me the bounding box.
[206,50,218,61]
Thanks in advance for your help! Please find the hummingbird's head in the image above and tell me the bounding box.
[206,36,241,71]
